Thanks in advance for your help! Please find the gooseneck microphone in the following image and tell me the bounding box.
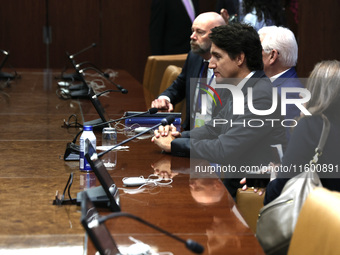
[0,49,16,80]
[69,43,96,59]
[92,88,127,98]
[89,212,204,254]
[96,115,175,159]
[75,61,111,78]
[79,66,109,78]
[79,67,128,94]
[0,49,9,70]
[61,43,97,81]
[94,107,158,127]
[75,108,158,142]
[75,61,101,69]
[63,108,159,161]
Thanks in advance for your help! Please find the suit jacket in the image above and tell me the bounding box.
[149,0,199,55]
[160,51,226,130]
[215,0,239,16]
[272,67,304,140]
[171,71,287,197]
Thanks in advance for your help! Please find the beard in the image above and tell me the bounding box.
[190,40,210,55]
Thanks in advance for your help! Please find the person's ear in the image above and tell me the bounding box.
[236,52,245,66]
[269,49,279,64]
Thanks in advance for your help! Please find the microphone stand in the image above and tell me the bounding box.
[90,212,204,254]
[60,43,96,81]
[70,43,97,59]
[76,61,103,70]
[79,65,110,78]
[79,67,128,94]
[0,50,16,80]
[60,55,92,98]
[92,89,125,99]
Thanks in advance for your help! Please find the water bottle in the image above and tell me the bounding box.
[101,127,117,170]
[79,125,96,171]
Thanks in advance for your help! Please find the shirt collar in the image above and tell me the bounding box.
[270,68,290,82]
[237,71,255,90]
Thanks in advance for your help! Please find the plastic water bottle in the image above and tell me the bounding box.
[79,125,96,171]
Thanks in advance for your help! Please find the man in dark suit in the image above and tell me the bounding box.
[258,26,304,140]
[151,12,227,130]
[149,0,199,55]
[152,23,286,197]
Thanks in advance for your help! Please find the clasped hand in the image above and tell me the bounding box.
[151,124,181,153]
[239,162,280,196]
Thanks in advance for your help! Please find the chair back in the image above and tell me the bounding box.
[143,54,187,109]
[159,65,184,113]
[288,187,340,255]
[236,188,265,233]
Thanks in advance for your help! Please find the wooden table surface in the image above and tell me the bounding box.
[0,69,264,255]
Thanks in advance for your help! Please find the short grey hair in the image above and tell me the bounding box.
[258,26,298,67]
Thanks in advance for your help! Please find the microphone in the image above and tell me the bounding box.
[63,108,159,161]
[79,67,128,94]
[96,115,175,159]
[92,89,127,99]
[89,212,204,254]
[69,42,96,59]
[0,49,16,80]
[76,63,110,78]
[60,43,97,81]
[94,107,158,127]
[0,49,9,69]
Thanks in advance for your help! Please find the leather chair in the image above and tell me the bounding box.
[142,54,187,109]
[159,65,184,113]
[236,188,265,233]
[288,187,340,255]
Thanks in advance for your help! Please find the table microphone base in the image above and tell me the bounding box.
[77,186,110,208]
[0,71,15,80]
[64,142,80,161]
[69,89,89,98]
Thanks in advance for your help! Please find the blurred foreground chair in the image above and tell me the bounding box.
[236,188,265,233]
[143,54,187,109]
[288,187,340,255]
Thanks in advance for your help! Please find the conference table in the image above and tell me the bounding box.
[0,69,265,255]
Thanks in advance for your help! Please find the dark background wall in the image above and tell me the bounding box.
[0,0,339,83]
[297,0,340,77]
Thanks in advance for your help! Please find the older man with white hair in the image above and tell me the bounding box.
[258,26,304,140]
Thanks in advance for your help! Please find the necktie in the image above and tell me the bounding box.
[194,61,209,126]
[201,61,209,80]
[182,0,195,22]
